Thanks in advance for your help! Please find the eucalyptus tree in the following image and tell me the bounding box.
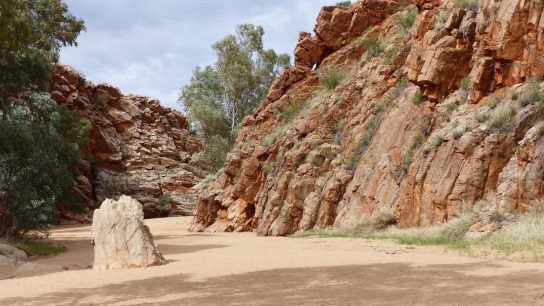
[179,24,290,170]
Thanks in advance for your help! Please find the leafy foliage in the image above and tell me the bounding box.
[0,0,85,119]
[190,135,231,171]
[179,24,290,171]
[0,95,90,236]
[337,1,352,7]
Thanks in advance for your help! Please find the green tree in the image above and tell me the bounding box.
[0,0,85,119]
[0,95,91,237]
[179,24,290,170]
[0,0,86,237]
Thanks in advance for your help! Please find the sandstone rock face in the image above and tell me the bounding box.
[468,124,544,237]
[50,65,206,221]
[91,195,164,270]
[294,0,392,68]
[192,0,544,236]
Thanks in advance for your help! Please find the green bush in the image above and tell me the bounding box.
[452,125,468,139]
[519,78,543,107]
[95,94,108,107]
[262,124,290,146]
[357,115,381,153]
[346,154,362,171]
[191,135,231,171]
[319,68,344,90]
[376,96,396,113]
[383,46,401,64]
[0,94,90,237]
[394,131,425,179]
[412,90,424,105]
[487,105,517,133]
[434,11,448,31]
[364,38,384,59]
[395,9,418,34]
[459,77,471,91]
[281,99,308,122]
[475,111,488,123]
[334,118,348,144]
[534,121,544,137]
[158,192,173,208]
[429,133,445,148]
[337,1,351,7]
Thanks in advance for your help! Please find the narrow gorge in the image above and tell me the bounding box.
[49,65,206,222]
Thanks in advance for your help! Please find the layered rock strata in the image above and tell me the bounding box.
[50,65,205,221]
[192,0,544,235]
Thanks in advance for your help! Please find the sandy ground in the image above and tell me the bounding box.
[1,217,544,305]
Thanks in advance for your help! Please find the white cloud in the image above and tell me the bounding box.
[60,0,333,111]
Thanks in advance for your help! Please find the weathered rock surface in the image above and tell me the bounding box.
[91,195,164,270]
[50,65,206,221]
[294,0,393,68]
[468,123,544,237]
[0,244,27,263]
[191,0,544,236]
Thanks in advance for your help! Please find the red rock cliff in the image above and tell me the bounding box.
[50,65,205,222]
[192,0,544,236]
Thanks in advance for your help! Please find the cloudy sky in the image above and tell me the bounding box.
[60,0,334,110]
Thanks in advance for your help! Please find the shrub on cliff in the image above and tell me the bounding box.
[179,24,290,171]
[487,105,517,133]
[319,68,344,90]
[337,1,352,7]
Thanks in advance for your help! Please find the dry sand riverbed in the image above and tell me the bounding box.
[1,217,544,305]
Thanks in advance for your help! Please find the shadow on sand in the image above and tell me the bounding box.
[3,262,544,305]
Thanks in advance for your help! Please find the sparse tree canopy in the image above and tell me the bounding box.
[0,0,85,119]
[179,24,290,171]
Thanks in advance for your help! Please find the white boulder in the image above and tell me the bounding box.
[91,195,165,270]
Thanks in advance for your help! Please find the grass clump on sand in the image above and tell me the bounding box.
[473,199,544,262]
[292,205,476,251]
[14,240,67,256]
[292,197,544,262]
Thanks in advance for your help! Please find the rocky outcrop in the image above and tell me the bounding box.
[192,0,544,236]
[294,0,393,68]
[468,122,544,237]
[91,195,164,270]
[50,65,206,221]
